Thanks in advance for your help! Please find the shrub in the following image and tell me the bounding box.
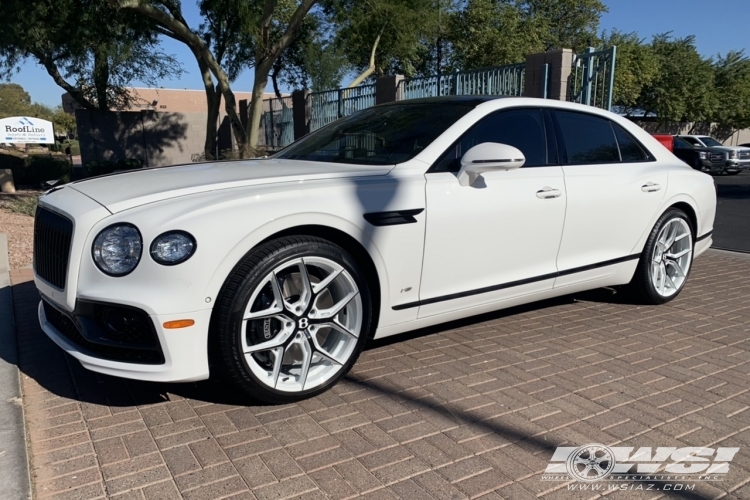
[0,153,71,187]
[25,156,72,185]
[50,140,81,156]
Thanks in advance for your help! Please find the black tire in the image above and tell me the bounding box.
[211,236,374,404]
[627,208,694,305]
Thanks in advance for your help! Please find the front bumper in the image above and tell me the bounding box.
[38,298,212,382]
[724,159,750,170]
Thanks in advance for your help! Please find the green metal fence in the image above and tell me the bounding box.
[307,84,377,132]
[260,49,618,149]
[398,63,526,100]
[260,96,293,151]
[569,46,617,111]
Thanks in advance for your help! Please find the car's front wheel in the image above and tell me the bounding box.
[212,236,373,403]
[628,208,694,304]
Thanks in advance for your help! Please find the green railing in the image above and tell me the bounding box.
[260,96,293,151]
[398,63,526,100]
[569,46,617,111]
[307,84,376,132]
[261,50,618,149]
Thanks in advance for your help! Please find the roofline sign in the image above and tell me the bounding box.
[0,116,54,144]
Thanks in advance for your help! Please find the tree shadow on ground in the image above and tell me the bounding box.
[8,279,721,499]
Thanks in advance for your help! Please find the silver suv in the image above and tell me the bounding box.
[677,135,750,175]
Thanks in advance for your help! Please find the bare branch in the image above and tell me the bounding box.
[346,24,385,88]
[269,0,317,59]
[33,51,97,110]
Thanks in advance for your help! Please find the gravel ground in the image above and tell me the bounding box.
[0,191,38,269]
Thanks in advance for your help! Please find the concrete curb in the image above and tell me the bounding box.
[0,234,32,500]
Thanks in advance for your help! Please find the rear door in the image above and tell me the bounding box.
[552,109,668,287]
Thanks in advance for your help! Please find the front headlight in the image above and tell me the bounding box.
[729,151,738,159]
[92,224,142,276]
[699,152,708,160]
[150,231,196,265]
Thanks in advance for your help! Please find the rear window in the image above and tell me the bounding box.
[613,124,650,162]
[555,111,620,164]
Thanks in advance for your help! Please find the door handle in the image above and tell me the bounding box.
[641,182,662,193]
[536,187,562,199]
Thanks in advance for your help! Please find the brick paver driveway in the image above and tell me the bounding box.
[10,249,750,500]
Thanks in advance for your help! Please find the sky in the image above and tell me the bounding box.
[9,0,750,108]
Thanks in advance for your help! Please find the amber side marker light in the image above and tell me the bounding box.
[163,319,195,329]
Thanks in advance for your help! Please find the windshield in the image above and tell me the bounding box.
[698,136,723,147]
[682,137,702,147]
[275,102,476,165]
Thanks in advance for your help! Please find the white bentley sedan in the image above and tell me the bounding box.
[34,97,716,403]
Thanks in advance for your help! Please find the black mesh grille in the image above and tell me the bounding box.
[34,207,73,289]
[739,151,750,160]
[710,152,725,162]
[42,299,164,365]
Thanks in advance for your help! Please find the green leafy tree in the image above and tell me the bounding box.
[600,30,659,115]
[446,0,606,71]
[329,0,440,84]
[120,0,318,156]
[513,0,606,52]
[0,0,183,112]
[0,83,32,118]
[447,0,536,70]
[637,34,716,124]
[51,107,78,137]
[711,51,750,138]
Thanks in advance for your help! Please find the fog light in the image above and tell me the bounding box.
[150,231,196,265]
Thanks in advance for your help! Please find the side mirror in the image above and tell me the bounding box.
[457,142,525,186]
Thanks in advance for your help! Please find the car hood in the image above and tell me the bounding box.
[706,145,749,152]
[69,159,394,213]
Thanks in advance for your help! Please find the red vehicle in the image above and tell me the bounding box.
[652,134,674,152]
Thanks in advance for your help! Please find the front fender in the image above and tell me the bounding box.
[203,212,391,321]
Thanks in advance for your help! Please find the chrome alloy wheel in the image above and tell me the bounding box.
[566,444,616,482]
[240,257,362,393]
[651,217,692,298]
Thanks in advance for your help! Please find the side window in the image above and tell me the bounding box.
[674,137,692,149]
[612,123,651,162]
[554,110,620,164]
[432,108,548,172]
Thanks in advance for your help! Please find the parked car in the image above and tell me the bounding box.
[674,135,750,175]
[651,134,674,152]
[34,97,717,403]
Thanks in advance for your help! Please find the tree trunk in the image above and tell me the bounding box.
[192,50,220,161]
[93,45,110,111]
[245,61,272,155]
[215,78,246,154]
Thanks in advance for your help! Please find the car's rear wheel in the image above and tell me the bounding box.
[628,208,694,305]
[212,236,373,403]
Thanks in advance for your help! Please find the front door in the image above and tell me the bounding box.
[418,108,567,318]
